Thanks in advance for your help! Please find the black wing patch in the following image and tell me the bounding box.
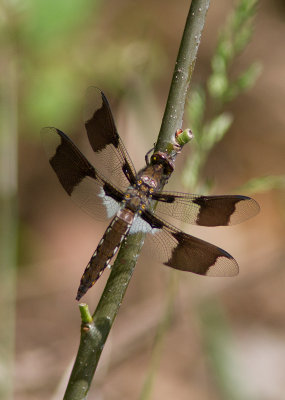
[152,192,260,226]
[84,87,137,188]
[41,127,123,221]
[141,211,238,277]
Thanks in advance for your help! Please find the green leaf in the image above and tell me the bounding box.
[202,112,233,151]
[235,62,262,90]
[187,87,206,138]
[224,62,262,102]
[207,73,229,99]
[215,39,234,68]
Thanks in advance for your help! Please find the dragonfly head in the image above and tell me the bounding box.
[150,151,174,175]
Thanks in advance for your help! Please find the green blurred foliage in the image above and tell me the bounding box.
[208,0,261,103]
[1,0,101,131]
[1,0,166,138]
[237,175,285,193]
[21,0,97,46]
[182,0,261,193]
[198,300,252,400]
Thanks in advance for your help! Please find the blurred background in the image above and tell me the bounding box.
[1,0,285,399]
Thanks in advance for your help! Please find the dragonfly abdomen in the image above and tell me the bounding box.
[76,208,134,300]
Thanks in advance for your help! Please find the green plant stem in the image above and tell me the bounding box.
[64,233,145,400]
[63,1,210,398]
[79,304,93,324]
[0,49,18,400]
[156,0,210,150]
[139,2,211,398]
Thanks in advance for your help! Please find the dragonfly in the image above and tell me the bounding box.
[42,87,260,301]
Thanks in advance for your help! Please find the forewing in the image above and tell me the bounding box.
[84,87,137,189]
[140,211,239,277]
[152,192,260,226]
[42,127,123,221]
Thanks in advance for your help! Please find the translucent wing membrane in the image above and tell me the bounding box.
[41,127,122,221]
[153,192,260,227]
[141,211,239,277]
[84,87,137,190]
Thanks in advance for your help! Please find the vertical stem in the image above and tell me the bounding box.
[156,0,210,151]
[0,50,18,400]
[64,233,145,400]
[140,1,211,397]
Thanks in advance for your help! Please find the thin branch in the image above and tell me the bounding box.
[63,1,210,398]
[156,0,210,151]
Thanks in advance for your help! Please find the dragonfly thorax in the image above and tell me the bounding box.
[124,183,152,213]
